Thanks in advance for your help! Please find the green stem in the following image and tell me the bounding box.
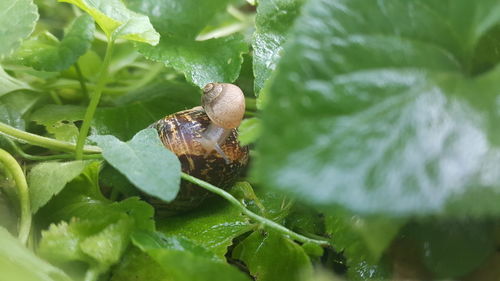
[0,122,101,154]
[75,40,115,160]
[74,62,89,100]
[5,138,102,161]
[180,173,331,247]
[0,149,31,245]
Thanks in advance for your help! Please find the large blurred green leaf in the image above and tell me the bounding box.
[0,227,71,281]
[254,0,500,216]
[0,0,38,58]
[13,15,95,71]
[253,0,305,94]
[59,0,159,44]
[158,198,252,260]
[406,220,496,278]
[126,0,248,87]
[91,128,181,203]
[232,231,313,281]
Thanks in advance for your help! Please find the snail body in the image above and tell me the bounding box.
[147,83,248,215]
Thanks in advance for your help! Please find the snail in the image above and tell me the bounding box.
[147,83,249,215]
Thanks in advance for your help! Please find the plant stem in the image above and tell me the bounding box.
[75,40,115,160]
[0,149,31,245]
[180,172,331,247]
[5,138,102,161]
[74,62,89,100]
[0,122,101,154]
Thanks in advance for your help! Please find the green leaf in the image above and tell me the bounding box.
[30,105,84,142]
[254,0,500,216]
[28,160,92,213]
[0,103,23,129]
[13,14,95,71]
[131,231,216,260]
[158,198,252,260]
[38,192,154,275]
[0,91,39,115]
[80,218,133,271]
[238,117,262,146]
[0,0,38,58]
[147,248,252,281]
[406,220,496,278]
[128,230,251,281]
[110,248,167,281]
[253,0,305,94]
[38,216,132,273]
[325,214,403,265]
[0,189,17,233]
[0,227,72,281]
[59,0,159,44]
[113,240,253,281]
[232,231,313,281]
[90,128,181,203]
[126,0,248,87]
[0,67,33,97]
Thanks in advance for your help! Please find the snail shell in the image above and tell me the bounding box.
[202,83,245,129]
[148,106,249,215]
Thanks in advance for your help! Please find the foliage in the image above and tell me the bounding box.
[1,0,500,280]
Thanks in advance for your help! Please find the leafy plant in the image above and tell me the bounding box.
[1,0,500,280]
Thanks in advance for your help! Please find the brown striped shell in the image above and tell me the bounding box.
[148,106,249,215]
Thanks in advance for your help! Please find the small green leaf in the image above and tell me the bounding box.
[28,160,92,213]
[127,0,248,87]
[30,105,84,142]
[59,0,159,44]
[91,128,181,203]
[158,198,252,260]
[38,216,132,273]
[13,14,95,71]
[0,67,32,97]
[0,227,72,281]
[232,231,313,281]
[80,218,133,271]
[254,0,500,216]
[238,117,261,146]
[253,0,305,94]
[0,0,38,58]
